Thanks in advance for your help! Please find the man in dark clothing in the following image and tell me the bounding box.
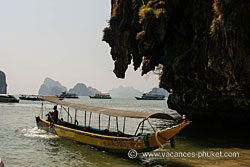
[52,105,58,123]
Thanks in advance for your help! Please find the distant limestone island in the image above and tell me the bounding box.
[135,88,169,100]
[38,77,169,99]
[38,77,101,96]
[38,77,67,96]
[108,86,169,99]
[0,71,7,94]
[108,86,143,98]
[0,70,20,103]
[149,87,169,97]
[68,83,100,96]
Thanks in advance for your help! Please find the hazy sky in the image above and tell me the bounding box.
[0,0,159,94]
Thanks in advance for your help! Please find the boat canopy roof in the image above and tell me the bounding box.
[42,96,176,120]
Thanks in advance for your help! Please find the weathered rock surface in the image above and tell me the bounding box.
[149,88,169,97]
[0,71,7,94]
[39,78,101,96]
[103,0,250,123]
[69,83,93,96]
[38,77,67,95]
[88,86,101,95]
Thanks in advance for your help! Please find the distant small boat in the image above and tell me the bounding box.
[0,94,19,103]
[135,93,165,100]
[89,93,111,99]
[57,92,78,99]
[19,95,44,101]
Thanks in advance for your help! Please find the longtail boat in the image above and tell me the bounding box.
[35,96,190,154]
[19,94,44,101]
[0,94,19,103]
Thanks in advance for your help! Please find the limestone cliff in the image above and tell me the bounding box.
[103,0,250,122]
[88,86,101,95]
[69,83,93,96]
[0,71,7,94]
[38,77,67,95]
[149,88,169,97]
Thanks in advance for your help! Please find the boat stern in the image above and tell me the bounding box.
[147,121,191,148]
[35,116,50,131]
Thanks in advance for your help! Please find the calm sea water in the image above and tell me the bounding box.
[0,97,250,167]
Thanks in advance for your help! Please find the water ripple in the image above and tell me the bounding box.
[21,127,58,139]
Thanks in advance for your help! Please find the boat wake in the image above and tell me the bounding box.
[22,127,58,139]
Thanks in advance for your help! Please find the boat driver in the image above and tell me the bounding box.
[45,105,58,123]
[52,105,58,123]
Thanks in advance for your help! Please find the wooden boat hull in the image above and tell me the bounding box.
[0,97,19,103]
[135,97,165,100]
[0,99,19,103]
[89,96,112,99]
[19,97,44,101]
[35,116,190,153]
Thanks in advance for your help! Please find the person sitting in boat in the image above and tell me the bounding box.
[45,105,58,123]
[52,105,58,123]
[45,111,53,122]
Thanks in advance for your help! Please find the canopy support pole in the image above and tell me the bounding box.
[74,109,78,125]
[123,117,126,133]
[41,103,43,119]
[141,120,144,134]
[134,120,144,136]
[62,106,72,123]
[147,119,156,133]
[107,116,111,130]
[84,111,87,127]
[88,112,92,126]
[60,105,63,119]
[67,107,70,123]
[99,114,101,132]
[116,117,119,132]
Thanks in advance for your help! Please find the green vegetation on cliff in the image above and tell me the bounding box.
[103,0,250,122]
